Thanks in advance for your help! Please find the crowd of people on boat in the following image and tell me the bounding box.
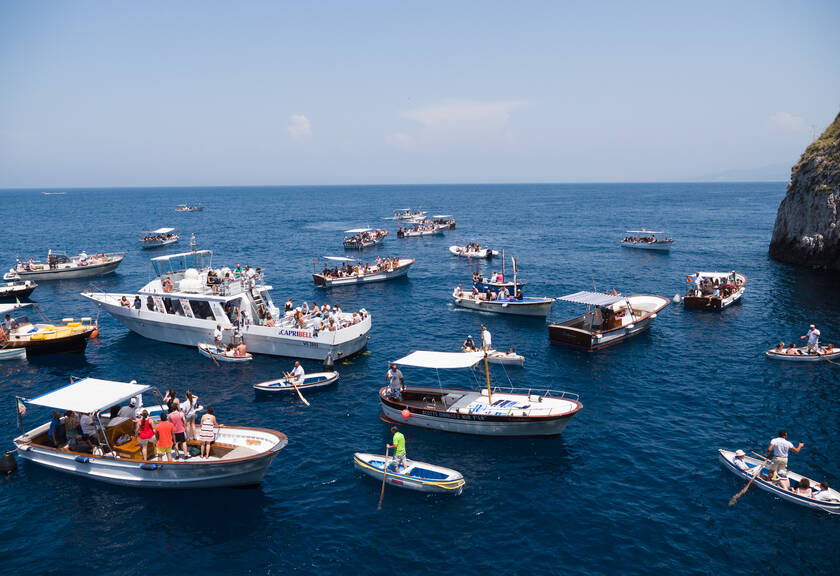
[13,251,112,272]
[622,234,671,244]
[455,283,519,302]
[281,298,368,332]
[320,256,401,279]
[455,243,492,256]
[140,232,178,243]
[686,273,743,299]
[343,229,388,247]
[397,221,445,237]
[771,324,835,355]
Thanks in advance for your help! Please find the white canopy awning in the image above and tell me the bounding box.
[345,228,372,234]
[27,378,152,414]
[625,230,664,234]
[558,291,625,306]
[324,256,356,262]
[432,215,452,219]
[394,350,485,369]
[694,271,736,278]
[150,227,175,234]
[0,303,31,315]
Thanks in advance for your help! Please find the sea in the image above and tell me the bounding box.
[0,183,837,575]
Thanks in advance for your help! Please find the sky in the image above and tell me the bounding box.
[1,0,839,188]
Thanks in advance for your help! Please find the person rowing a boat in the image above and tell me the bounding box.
[801,324,821,354]
[387,426,406,472]
[288,361,305,384]
[462,335,477,352]
[766,430,804,481]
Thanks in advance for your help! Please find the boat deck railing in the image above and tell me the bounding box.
[486,385,580,402]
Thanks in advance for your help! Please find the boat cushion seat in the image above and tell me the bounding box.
[221,446,258,460]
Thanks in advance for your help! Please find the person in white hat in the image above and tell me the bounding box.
[733,449,750,472]
[801,324,820,354]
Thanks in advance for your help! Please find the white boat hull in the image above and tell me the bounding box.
[449,246,498,258]
[0,348,27,361]
[254,371,339,393]
[353,452,465,494]
[620,241,672,251]
[765,347,840,362]
[83,293,371,361]
[453,295,554,317]
[198,343,253,363]
[141,238,179,249]
[315,261,413,287]
[5,257,123,281]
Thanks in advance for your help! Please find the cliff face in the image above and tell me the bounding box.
[769,112,840,271]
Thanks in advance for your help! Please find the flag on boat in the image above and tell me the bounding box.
[16,398,26,416]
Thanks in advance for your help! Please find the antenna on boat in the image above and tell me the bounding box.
[481,325,492,405]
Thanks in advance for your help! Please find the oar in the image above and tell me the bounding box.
[207,345,220,367]
[377,445,390,510]
[729,453,770,506]
[283,371,310,406]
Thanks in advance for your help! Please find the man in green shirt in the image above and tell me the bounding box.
[387,426,406,472]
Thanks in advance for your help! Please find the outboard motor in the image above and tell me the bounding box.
[0,450,17,475]
[323,352,334,371]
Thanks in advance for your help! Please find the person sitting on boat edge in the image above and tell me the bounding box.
[463,335,477,351]
[120,296,130,308]
[387,426,406,472]
[820,343,835,354]
[815,481,839,502]
[386,363,405,399]
[784,344,801,356]
[766,430,804,480]
[773,342,785,354]
[801,324,820,354]
[733,450,750,472]
[793,477,812,498]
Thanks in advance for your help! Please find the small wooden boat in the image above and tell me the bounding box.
[1,306,97,355]
[449,245,498,258]
[198,342,253,363]
[313,256,413,287]
[343,228,389,250]
[453,288,554,317]
[353,452,465,494]
[14,377,287,488]
[176,203,203,212]
[4,251,124,281]
[621,230,673,251]
[765,345,840,362]
[462,347,524,366]
[683,271,746,310]
[393,207,427,221]
[431,215,456,229]
[0,348,26,361]
[397,223,446,238]
[718,449,840,514]
[0,280,37,302]
[549,291,669,350]
[253,371,339,393]
[140,227,180,249]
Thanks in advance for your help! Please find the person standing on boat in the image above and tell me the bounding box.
[386,363,404,398]
[214,324,224,348]
[481,326,492,350]
[387,426,406,472]
[765,430,804,480]
[801,325,820,354]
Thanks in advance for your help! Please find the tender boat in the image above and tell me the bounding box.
[471,348,524,366]
[397,222,447,238]
[0,304,97,355]
[353,452,465,495]
[548,291,669,350]
[197,342,253,363]
[449,245,498,259]
[765,345,840,362]
[13,377,287,488]
[379,351,582,437]
[718,449,840,514]
[343,228,389,250]
[176,203,203,212]
[0,280,37,302]
[453,288,553,318]
[82,249,371,361]
[141,227,180,249]
[430,215,456,229]
[253,371,339,393]
[621,230,673,251]
[0,348,26,361]
[5,251,124,281]
[313,256,413,287]
[393,207,427,220]
[683,271,746,310]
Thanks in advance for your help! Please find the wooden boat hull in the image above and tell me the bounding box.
[718,449,840,514]
[453,294,554,317]
[5,329,93,355]
[0,348,27,361]
[0,283,37,301]
[4,257,123,281]
[549,294,669,351]
[14,426,286,489]
[353,452,465,494]
[683,287,744,310]
[198,343,253,363]
[253,371,339,393]
[765,347,840,362]
[620,241,672,251]
[379,387,581,437]
[314,260,413,287]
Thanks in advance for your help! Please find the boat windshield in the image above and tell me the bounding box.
[152,250,213,276]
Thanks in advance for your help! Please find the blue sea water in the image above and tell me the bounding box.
[0,183,838,575]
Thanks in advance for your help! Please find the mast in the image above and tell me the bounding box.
[512,256,517,298]
[502,249,505,282]
[481,328,492,405]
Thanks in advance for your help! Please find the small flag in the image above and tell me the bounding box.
[16,398,26,416]
[612,289,618,296]
[512,257,517,274]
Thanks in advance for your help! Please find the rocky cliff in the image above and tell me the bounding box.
[769,112,840,271]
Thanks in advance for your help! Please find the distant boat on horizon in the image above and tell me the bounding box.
[41,191,66,195]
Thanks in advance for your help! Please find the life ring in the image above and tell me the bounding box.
[162,279,174,293]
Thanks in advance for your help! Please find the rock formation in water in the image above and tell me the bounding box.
[769,112,840,271]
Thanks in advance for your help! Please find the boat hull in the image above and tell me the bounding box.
[620,241,672,251]
[453,295,553,317]
[5,330,92,355]
[83,293,370,361]
[254,371,339,393]
[198,343,253,363]
[141,238,179,249]
[379,389,579,437]
[0,283,37,301]
[765,348,840,362]
[314,261,413,287]
[353,453,465,494]
[683,287,744,310]
[0,348,27,361]
[5,257,123,281]
[449,246,497,258]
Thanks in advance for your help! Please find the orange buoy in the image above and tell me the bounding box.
[90,328,99,338]
[401,409,410,419]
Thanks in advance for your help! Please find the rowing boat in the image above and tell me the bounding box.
[353,452,465,494]
[0,348,26,361]
[449,245,498,258]
[765,346,840,362]
[253,371,339,393]
[462,347,524,366]
[197,342,253,363]
[452,288,555,317]
[718,449,840,514]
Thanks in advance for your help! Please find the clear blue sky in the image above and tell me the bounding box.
[1,0,838,187]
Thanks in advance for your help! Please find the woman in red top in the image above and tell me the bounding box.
[135,410,156,460]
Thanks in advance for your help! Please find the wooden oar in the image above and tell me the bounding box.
[377,445,390,510]
[729,453,770,506]
[207,345,220,367]
[283,371,310,406]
